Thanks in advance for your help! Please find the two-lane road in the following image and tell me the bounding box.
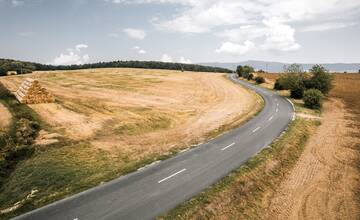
[13,74,294,220]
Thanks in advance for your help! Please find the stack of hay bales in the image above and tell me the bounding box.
[15,78,55,104]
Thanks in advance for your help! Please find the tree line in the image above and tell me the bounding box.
[0,58,232,76]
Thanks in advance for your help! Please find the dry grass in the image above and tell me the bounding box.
[162,118,318,220]
[0,68,262,219]
[163,73,360,220]
[267,74,360,220]
[0,103,11,133]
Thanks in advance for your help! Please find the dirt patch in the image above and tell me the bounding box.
[0,103,11,132]
[266,98,360,220]
[296,112,321,120]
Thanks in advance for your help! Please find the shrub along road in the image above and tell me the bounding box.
[13,74,294,220]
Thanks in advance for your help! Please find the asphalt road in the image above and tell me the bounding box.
[13,74,294,220]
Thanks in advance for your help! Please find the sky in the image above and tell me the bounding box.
[1,0,360,65]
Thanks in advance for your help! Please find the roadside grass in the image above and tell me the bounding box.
[160,76,320,219]
[0,140,184,220]
[160,118,318,220]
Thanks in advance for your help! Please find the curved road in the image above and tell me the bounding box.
[13,74,294,220]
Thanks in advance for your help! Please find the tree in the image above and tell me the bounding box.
[307,64,333,95]
[247,73,254,80]
[0,66,7,76]
[303,89,323,109]
[255,76,265,84]
[236,65,254,78]
[284,63,303,74]
[290,85,304,99]
[281,63,307,98]
[274,79,285,90]
[236,65,243,77]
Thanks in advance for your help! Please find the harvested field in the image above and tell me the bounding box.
[1,68,261,156]
[267,74,360,220]
[0,68,262,218]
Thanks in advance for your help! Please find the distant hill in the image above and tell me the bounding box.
[200,60,360,73]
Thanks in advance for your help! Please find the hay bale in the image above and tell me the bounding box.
[15,78,55,104]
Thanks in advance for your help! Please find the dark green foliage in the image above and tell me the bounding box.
[0,59,35,75]
[275,64,332,101]
[306,64,333,95]
[274,79,285,90]
[247,73,254,80]
[0,59,232,77]
[303,89,323,109]
[290,85,304,99]
[255,76,265,84]
[0,66,7,76]
[236,65,254,78]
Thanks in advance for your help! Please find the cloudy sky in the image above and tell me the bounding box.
[1,0,360,65]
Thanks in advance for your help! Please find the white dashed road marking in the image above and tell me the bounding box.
[221,142,235,151]
[252,127,261,133]
[158,169,186,183]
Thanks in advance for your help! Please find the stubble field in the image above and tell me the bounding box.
[0,68,262,217]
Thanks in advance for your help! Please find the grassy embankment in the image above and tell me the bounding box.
[161,75,320,219]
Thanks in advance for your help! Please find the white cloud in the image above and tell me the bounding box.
[299,22,358,32]
[138,49,147,54]
[260,19,300,51]
[133,46,147,54]
[51,44,90,65]
[114,0,360,52]
[123,28,146,39]
[216,41,255,56]
[179,56,192,64]
[161,54,173,62]
[75,44,88,51]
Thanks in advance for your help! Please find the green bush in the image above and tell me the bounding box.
[274,79,285,90]
[306,65,333,95]
[236,65,254,78]
[290,86,304,99]
[303,89,324,109]
[255,76,265,84]
[247,73,254,80]
[0,67,7,76]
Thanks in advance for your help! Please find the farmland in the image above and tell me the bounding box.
[0,68,262,217]
[163,73,360,220]
[267,73,360,219]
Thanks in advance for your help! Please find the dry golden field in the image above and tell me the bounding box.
[267,73,360,220]
[1,68,261,157]
[0,68,262,217]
